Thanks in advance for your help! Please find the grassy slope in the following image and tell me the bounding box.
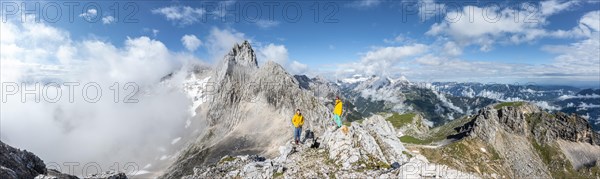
[385,113,416,128]
[418,138,507,176]
[494,101,524,109]
[399,115,473,145]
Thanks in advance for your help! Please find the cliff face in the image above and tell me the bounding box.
[0,141,125,179]
[532,112,600,145]
[455,102,600,178]
[470,103,599,146]
[0,141,47,179]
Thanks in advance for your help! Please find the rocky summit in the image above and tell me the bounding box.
[179,115,476,179]
[0,141,126,179]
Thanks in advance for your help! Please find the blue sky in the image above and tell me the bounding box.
[1,0,599,87]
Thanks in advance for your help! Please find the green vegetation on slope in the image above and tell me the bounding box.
[272,171,284,178]
[343,119,364,126]
[400,115,475,145]
[527,119,600,178]
[494,101,524,109]
[219,155,236,164]
[386,113,416,128]
[399,135,432,145]
[418,138,507,176]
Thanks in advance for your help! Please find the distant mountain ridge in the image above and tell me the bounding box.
[330,75,600,132]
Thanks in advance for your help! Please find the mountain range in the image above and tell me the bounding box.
[1,41,598,179]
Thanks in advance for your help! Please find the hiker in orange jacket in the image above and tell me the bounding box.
[333,96,343,127]
[292,109,304,144]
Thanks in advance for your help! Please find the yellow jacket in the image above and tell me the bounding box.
[292,114,304,128]
[334,99,343,116]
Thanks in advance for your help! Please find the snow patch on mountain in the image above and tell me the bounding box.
[183,75,212,116]
[426,86,464,114]
[340,74,370,84]
[360,88,400,103]
[461,87,476,98]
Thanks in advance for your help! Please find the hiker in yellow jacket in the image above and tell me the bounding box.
[333,96,343,127]
[292,109,304,144]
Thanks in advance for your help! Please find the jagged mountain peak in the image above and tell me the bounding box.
[161,44,335,179]
[224,40,258,68]
[340,74,410,87]
[389,75,409,84]
[311,75,327,82]
[214,40,259,81]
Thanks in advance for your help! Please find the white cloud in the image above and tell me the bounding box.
[442,41,462,56]
[337,44,427,76]
[407,35,599,82]
[181,34,202,52]
[258,43,288,65]
[1,17,203,176]
[383,34,405,44]
[351,0,382,8]
[362,44,428,63]
[533,101,562,111]
[256,43,309,75]
[558,94,600,100]
[576,10,600,35]
[545,35,600,76]
[142,28,160,37]
[79,9,98,21]
[255,20,280,29]
[540,0,579,16]
[152,6,206,26]
[426,2,596,51]
[339,14,599,84]
[101,16,115,24]
[153,29,160,37]
[205,27,247,62]
[289,60,309,75]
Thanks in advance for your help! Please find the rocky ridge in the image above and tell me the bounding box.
[420,102,600,178]
[0,141,126,179]
[181,115,477,178]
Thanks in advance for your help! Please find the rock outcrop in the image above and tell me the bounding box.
[0,141,47,179]
[294,75,340,100]
[469,103,600,147]
[451,102,600,178]
[1,141,126,179]
[321,115,408,169]
[179,115,476,178]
